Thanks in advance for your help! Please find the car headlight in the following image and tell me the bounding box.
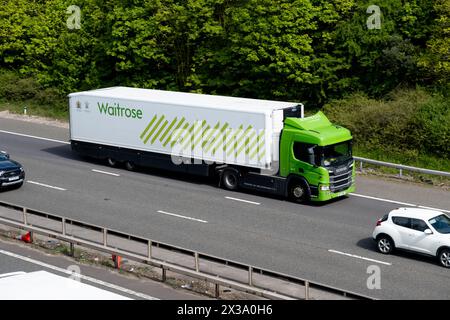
[320,185,330,191]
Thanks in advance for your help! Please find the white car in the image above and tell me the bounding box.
[372,207,450,268]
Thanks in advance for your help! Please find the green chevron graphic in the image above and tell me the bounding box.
[139,115,265,161]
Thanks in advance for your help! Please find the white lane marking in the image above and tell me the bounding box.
[351,193,450,214]
[0,249,158,300]
[0,130,69,145]
[27,180,66,191]
[225,196,261,205]
[0,271,27,279]
[418,205,450,213]
[328,249,392,266]
[156,210,208,224]
[92,169,120,177]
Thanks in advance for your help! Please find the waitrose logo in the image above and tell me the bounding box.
[97,102,143,119]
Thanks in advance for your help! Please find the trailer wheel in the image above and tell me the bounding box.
[288,180,309,203]
[107,157,117,167]
[222,169,239,191]
[125,161,136,171]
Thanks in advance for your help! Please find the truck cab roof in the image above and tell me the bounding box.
[284,111,352,146]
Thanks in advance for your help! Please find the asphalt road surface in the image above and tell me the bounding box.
[0,117,449,299]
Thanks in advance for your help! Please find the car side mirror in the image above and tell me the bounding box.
[0,151,9,159]
[424,229,433,235]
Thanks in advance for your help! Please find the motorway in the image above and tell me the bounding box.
[0,117,449,299]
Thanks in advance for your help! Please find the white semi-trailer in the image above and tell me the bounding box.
[69,87,355,202]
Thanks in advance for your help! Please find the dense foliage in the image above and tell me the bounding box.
[0,0,448,160]
[324,89,449,158]
[0,0,448,101]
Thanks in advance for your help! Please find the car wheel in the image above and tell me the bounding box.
[222,170,239,191]
[438,249,450,268]
[289,181,309,203]
[125,161,136,171]
[107,157,117,167]
[377,235,394,254]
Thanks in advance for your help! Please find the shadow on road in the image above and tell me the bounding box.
[356,237,376,251]
[41,145,216,188]
[41,145,80,161]
[357,237,440,267]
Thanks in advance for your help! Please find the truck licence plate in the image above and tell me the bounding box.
[8,176,19,181]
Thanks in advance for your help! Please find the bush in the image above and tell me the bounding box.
[411,96,450,158]
[323,89,449,159]
[0,70,40,100]
[0,70,65,106]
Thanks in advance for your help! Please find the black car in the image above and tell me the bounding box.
[0,151,25,189]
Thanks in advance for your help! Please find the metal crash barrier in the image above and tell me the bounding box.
[0,200,375,300]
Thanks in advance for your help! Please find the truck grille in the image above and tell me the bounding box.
[2,169,21,178]
[329,163,353,192]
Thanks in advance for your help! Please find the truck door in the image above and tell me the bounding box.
[291,142,317,177]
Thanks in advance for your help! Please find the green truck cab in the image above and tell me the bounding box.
[280,111,355,202]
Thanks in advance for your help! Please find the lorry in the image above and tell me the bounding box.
[68,87,355,203]
[0,271,130,300]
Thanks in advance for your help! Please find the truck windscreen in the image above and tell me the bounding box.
[320,141,352,166]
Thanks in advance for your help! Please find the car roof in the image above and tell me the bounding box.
[389,207,444,220]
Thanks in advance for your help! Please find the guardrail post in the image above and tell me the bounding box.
[148,240,152,259]
[305,281,310,300]
[22,207,27,224]
[69,243,74,257]
[62,218,66,236]
[359,161,363,172]
[194,252,199,272]
[215,284,220,299]
[248,266,253,286]
[162,268,167,282]
[103,228,107,246]
[399,168,403,177]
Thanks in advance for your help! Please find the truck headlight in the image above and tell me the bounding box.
[320,185,330,191]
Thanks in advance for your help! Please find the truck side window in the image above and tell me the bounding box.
[293,142,315,165]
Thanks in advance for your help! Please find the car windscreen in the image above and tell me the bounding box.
[428,214,450,234]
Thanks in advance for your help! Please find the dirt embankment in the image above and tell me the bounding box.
[0,110,68,129]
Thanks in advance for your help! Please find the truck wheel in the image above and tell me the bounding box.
[107,157,117,167]
[125,161,136,171]
[289,181,309,203]
[222,170,239,191]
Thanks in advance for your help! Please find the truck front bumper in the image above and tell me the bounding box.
[311,183,355,202]
[0,173,25,188]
